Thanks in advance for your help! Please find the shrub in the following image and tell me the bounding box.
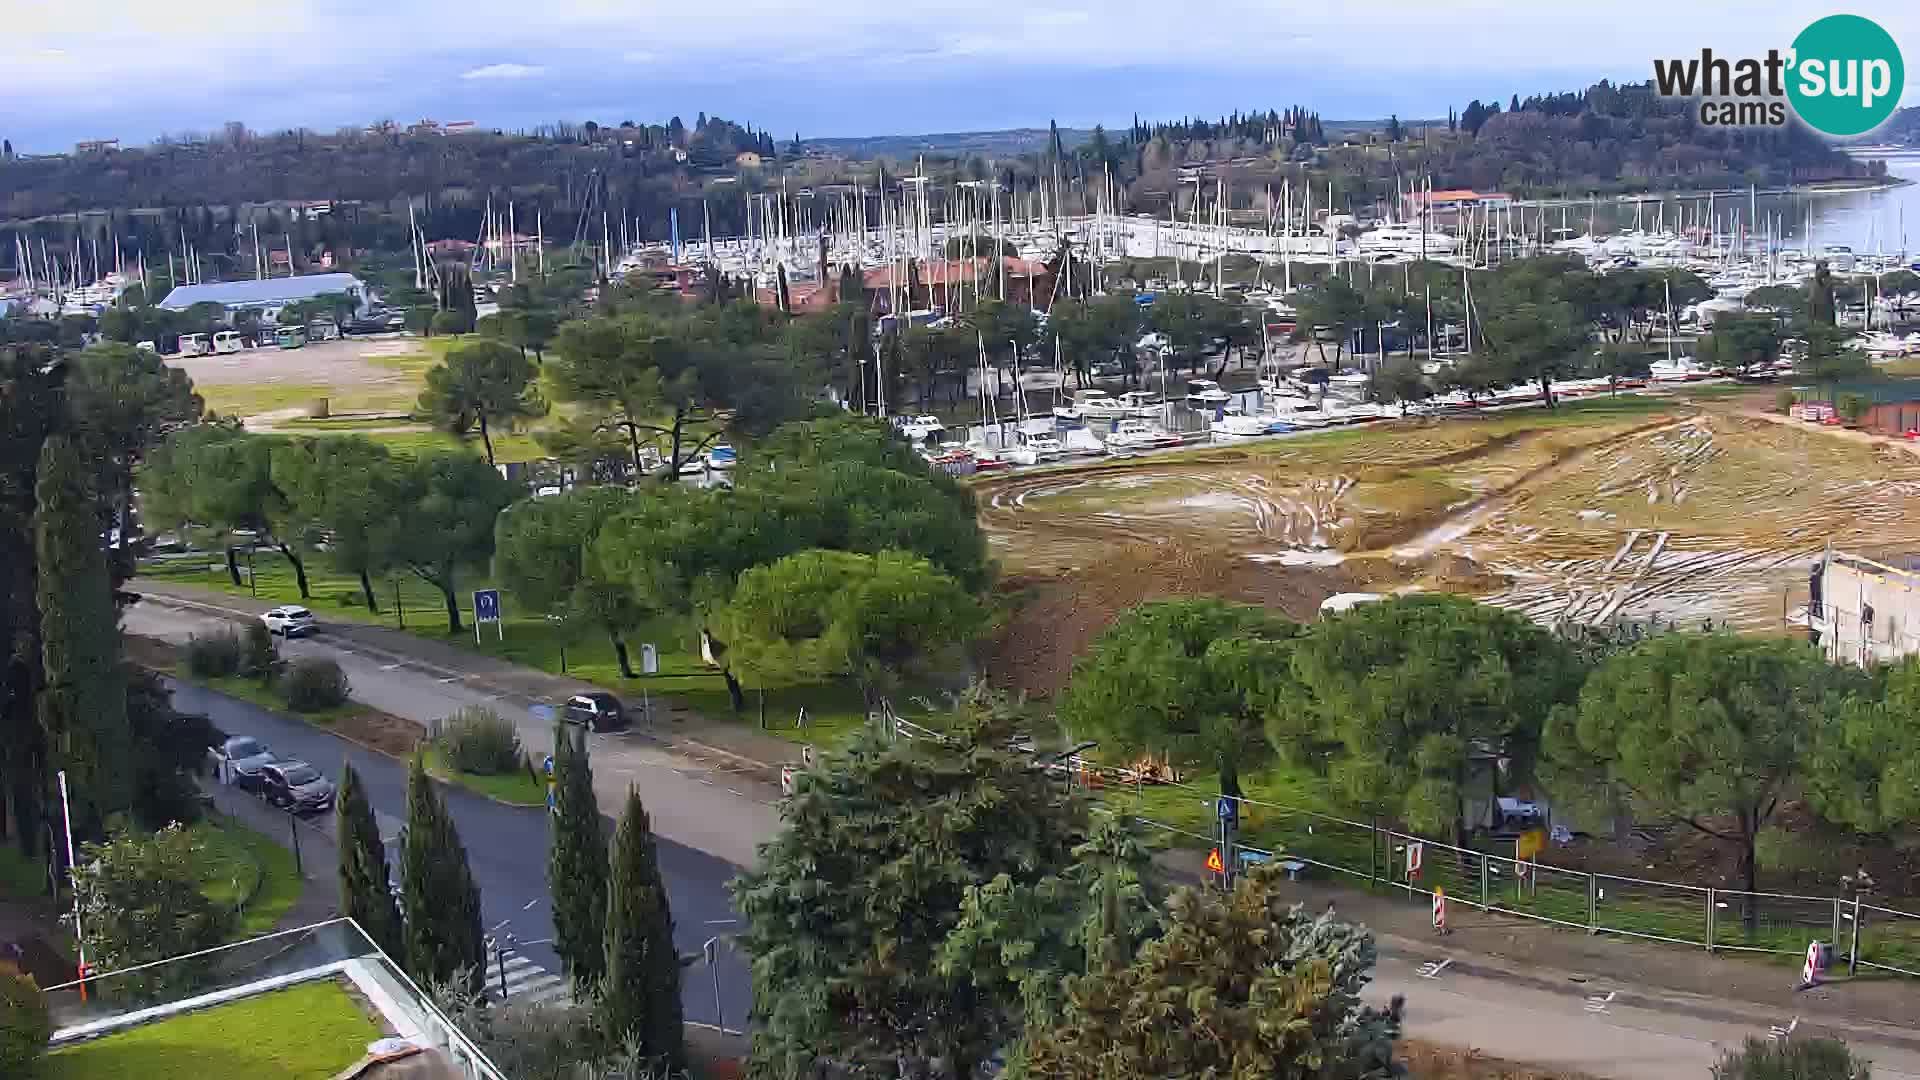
[1712,1035,1869,1079]
[432,309,475,336]
[1775,388,1797,414]
[436,707,523,775]
[0,961,49,1077]
[184,631,243,678]
[1837,392,1871,426]
[281,657,350,712]
[241,622,277,679]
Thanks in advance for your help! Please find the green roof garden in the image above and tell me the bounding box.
[40,978,383,1080]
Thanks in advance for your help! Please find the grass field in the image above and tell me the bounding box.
[191,816,302,938]
[422,746,547,806]
[41,979,381,1080]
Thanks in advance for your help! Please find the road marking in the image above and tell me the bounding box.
[1584,991,1616,1013]
[1416,959,1453,979]
[485,949,573,1007]
[380,663,402,671]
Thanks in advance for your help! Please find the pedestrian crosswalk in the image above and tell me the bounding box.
[484,946,573,1008]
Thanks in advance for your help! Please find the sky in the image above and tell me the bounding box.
[3,1,1918,153]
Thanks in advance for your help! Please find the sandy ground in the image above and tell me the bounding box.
[166,335,431,424]
[980,398,1920,695]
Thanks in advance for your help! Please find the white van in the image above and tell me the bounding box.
[212,331,245,354]
[177,333,212,356]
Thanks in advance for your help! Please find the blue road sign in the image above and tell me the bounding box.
[542,754,555,778]
[1217,797,1239,823]
[473,589,502,623]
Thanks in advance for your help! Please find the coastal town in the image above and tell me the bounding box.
[4,8,1920,1080]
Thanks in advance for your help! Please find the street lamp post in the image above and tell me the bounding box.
[703,935,725,1030]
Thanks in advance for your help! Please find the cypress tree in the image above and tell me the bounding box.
[34,434,129,837]
[547,722,607,991]
[599,787,683,1070]
[336,763,404,962]
[400,753,483,990]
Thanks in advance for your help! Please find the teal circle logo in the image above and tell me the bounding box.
[1787,15,1904,136]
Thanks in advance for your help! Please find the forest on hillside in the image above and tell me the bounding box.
[0,79,1888,280]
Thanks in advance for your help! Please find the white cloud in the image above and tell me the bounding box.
[461,62,545,81]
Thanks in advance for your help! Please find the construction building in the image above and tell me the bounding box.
[1803,548,1920,666]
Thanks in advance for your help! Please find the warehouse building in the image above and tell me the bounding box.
[157,273,369,317]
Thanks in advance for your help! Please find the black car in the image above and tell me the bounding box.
[563,691,629,732]
[219,736,280,791]
[258,761,337,814]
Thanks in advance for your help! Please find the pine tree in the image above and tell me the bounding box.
[400,753,483,990]
[599,787,683,1071]
[547,722,607,991]
[35,434,130,837]
[336,763,404,962]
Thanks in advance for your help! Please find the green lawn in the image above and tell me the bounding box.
[41,979,381,1080]
[191,817,302,938]
[422,746,547,807]
[137,555,876,748]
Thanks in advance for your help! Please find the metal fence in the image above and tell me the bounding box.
[890,713,1920,978]
[1099,767,1920,977]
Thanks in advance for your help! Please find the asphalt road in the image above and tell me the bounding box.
[170,679,755,1028]
[124,599,781,868]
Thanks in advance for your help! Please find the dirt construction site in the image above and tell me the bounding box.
[980,393,1920,696]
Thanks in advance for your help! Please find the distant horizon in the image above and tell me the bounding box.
[3,3,1913,155]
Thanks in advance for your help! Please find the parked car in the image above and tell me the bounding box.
[218,736,280,791]
[262,605,316,637]
[563,691,629,732]
[258,761,336,814]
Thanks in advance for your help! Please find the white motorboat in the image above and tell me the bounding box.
[1648,357,1710,382]
[1323,401,1388,424]
[1054,389,1134,421]
[1117,390,1164,416]
[1356,225,1457,256]
[1211,414,1275,440]
[1106,419,1181,453]
[1004,435,1068,466]
[1185,379,1232,406]
[897,415,946,444]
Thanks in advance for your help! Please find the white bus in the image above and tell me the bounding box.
[212,331,245,354]
[177,333,212,356]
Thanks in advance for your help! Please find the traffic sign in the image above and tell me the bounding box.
[472,589,503,644]
[780,766,795,797]
[1517,828,1547,860]
[1803,941,1824,987]
[641,643,659,675]
[1205,847,1226,874]
[542,754,555,779]
[1216,796,1239,823]
[801,745,815,768]
[1406,842,1424,880]
[1432,887,1448,933]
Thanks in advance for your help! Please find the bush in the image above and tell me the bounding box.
[1712,1035,1869,1079]
[0,961,49,1077]
[241,622,277,679]
[1776,389,1798,414]
[436,707,523,775]
[184,631,243,678]
[1837,392,1871,426]
[281,657,350,712]
[432,309,475,336]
